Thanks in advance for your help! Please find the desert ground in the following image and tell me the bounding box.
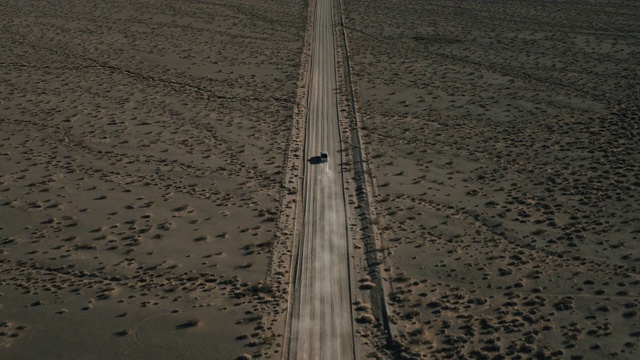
[0,0,306,359]
[341,0,640,358]
[2,0,639,359]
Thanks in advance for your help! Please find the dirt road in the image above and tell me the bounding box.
[287,0,356,358]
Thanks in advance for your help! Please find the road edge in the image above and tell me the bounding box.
[333,0,401,355]
[263,0,316,358]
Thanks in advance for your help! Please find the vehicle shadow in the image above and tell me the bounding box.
[308,156,322,165]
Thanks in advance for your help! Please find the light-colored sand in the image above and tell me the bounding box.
[0,0,306,359]
[340,0,640,359]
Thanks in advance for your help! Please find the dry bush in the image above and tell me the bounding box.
[176,319,201,330]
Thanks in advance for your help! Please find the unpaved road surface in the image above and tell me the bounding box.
[288,0,355,358]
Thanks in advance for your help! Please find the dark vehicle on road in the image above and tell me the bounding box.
[320,151,328,163]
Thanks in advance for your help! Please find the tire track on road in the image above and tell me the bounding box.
[287,0,356,358]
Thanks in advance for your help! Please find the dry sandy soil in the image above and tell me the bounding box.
[3,0,640,359]
[342,0,640,359]
[0,0,306,359]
